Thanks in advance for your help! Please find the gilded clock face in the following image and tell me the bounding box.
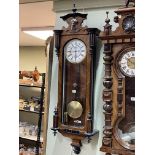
[122,16,135,33]
[64,39,86,63]
[119,50,135,77]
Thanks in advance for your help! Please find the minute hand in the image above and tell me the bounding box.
[75,50,77,62]
[128,59,134,65]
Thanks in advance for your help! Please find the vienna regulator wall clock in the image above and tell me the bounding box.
[99,1,135,155]
[52,2,100,154]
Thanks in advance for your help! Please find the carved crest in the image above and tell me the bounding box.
[60,0,87,33]
[60,12,87,33]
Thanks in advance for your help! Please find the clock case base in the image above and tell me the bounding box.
[51,128,99,154]
[51,127,98,154]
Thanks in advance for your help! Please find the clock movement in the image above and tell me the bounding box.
[99,1,135,155]
[51,2,100,154]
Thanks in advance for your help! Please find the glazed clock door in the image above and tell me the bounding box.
[117,77,135,148]
[62,39,87,127]
[114,46,135,150]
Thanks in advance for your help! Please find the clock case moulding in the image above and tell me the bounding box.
[51,7,100,154]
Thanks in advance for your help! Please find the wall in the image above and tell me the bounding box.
[19,46,46,98]
[19,46,46,73]
[46,1,123,155]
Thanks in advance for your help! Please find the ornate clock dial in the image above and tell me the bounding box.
[119,50,135,77]
[64,39,86,63]
[122,16,135,33]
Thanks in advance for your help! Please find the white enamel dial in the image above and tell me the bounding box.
[64,39,86,63]
[119,50,135,77]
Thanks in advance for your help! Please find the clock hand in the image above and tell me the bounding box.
[127,59,135,69]
[128,59,132,64]
[132,61,135,65]
[75,50,77,62]
[128,59,134,65]
[71,42,74,46]
[77,44,83,49]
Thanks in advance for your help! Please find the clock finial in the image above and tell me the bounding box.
[72,0,77,13]
[105,11,110,24]
[104,11,112,35]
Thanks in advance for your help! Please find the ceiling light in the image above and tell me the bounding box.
[21,26,54,40]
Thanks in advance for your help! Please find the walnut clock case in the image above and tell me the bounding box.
[99,2,135,155]
[51,9,100,154]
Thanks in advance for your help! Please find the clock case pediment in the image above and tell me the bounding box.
[100,7,135,44]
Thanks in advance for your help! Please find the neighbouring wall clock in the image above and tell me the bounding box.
[51,2,100,154]
[99,1,135,155]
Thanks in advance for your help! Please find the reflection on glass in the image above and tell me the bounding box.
[118,123,135,145]
[117,77,135,147]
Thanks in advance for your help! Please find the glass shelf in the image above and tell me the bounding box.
[19,109,44,115]
[19,79,44,88]
[19,136,43,142]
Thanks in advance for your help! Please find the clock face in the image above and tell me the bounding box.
[64,39,86,63]
[119,50,135,77]
[122,16,135,33]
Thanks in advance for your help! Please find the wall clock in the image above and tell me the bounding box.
[51,3,100,154]
[99,1,135,155]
